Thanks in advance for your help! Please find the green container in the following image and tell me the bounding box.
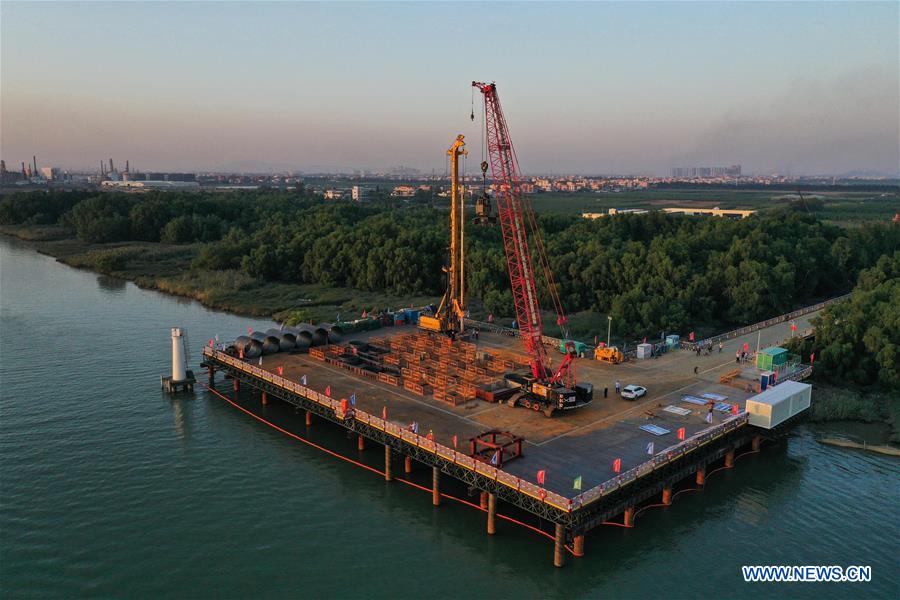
[757,347,788,370]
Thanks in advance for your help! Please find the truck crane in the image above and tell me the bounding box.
[419,135,468,337]
[472,81,593,416]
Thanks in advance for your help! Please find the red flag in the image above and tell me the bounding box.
[731,404,739,415]
[248,327,253,334]
[689,331,695,342]
[325,385,331,397]
[677,427,686,440]
[742,342,749,353]
[238,348,244,359]
[340,399,348,412]
[810,352,815,364]
[208,339,214,347]
[382,406,387,421]
[537,470,546,485]
[277,365,283,376]
[613,458,622,473]
[452,435,457,448]
[790,322,797,332]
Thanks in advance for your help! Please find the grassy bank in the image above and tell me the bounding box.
[806,382,900,444]
[1,227,435,323]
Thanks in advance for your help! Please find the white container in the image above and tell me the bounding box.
[745,380,811,429]
[636,343,653,359]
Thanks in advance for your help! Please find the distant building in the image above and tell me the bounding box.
[671,165,741,178]
[324,189,345,200]
[40,167,61,181]
[101,180,200,190]
[662,207,755,219]
[351,185,374,203]
[391,185,416,197]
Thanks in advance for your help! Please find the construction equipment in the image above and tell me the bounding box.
[595,346,624,364]
[419,135,468,337]
[473,160,497,226]
[472,81,592,417]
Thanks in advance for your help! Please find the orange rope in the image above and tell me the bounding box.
[204,383,577,555]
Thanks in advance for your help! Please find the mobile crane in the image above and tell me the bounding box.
[472,82,592,416]
[419,135,468,337]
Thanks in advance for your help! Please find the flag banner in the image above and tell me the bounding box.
[208,339,213,347]
[325,385,331,397]
[732,404,739,415]
[810,352,815,364]
[537,470,546,485]
[490,450,500,465]
[277,365,283,376]
[573,476,583,490]
[258,356,263,366]
[300,374,307,385]
[646,442,654,455]
[238,348,244,359]
[412,421,419,434]
[689,331,695,342]
[452,435,457,448]
[427,430,434,440]
[382,406,387,420]
[743,342,749,352]
[613,458,622,473]
[248,327,253,334]
[349,394,356,406]
[677,427,686,440]
[790,322,797,331]
[705,412,713,424]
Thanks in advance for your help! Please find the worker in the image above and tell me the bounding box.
[615,380,621,395]
[488,313,494,323]
[693,366,699,374]
[511,319,518,330]
[718,341,723,353]
[735,350,740,364]
[604,386,608,398]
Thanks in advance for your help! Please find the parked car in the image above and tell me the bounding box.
[621,384,647,400]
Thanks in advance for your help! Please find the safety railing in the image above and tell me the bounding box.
[202,347,572,511]
[572,411,750,509]
[680,293,851,351]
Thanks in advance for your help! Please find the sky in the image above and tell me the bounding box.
[2,1,898,176]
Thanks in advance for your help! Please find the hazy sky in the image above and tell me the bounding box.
[2,1,898,175]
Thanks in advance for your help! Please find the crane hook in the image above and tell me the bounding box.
[481,161,488,174]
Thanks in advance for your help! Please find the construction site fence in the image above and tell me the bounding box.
[679,293,851,352]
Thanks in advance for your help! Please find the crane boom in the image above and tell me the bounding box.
[472,82,548,380]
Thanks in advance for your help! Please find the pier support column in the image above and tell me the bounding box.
[233,378,240,392]
[662,487,672,505]
[573,534,585,557]
[384,445,392,482]
[487,493,496,535]
[752,435,761,452]
[479,491,489,510]
[305,410,313,426]
[725,450,735,468]
[358,435,365,451]
[261,391,268,406]
[624,506,635,528]
[553,523,566,568]
[207,367,215,383]
[696,466,706,486]
[404,456,413,474]
[432,467,441,506]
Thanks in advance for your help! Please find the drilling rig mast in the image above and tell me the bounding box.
[419,134,468,337]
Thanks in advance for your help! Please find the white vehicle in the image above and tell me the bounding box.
[621,384,647,400]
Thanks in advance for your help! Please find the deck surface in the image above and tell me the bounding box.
[252,312,818,497]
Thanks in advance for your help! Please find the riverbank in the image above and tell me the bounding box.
[0,227,434,324]
[806,382,900,444]
[4,226,898,440]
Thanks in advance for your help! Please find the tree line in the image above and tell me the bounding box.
[1,189,896,340]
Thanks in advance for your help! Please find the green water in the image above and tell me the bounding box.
[1,237,898,598]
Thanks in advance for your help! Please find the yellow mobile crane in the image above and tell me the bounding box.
[419,134,468,337]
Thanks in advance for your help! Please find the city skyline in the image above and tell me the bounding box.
[2,1,898,176]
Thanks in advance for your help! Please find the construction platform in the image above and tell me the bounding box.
[201,323,809,567]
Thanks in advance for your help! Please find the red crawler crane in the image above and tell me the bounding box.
[473,81,592,416]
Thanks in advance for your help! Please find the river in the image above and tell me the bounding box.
[1,236,897,598]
